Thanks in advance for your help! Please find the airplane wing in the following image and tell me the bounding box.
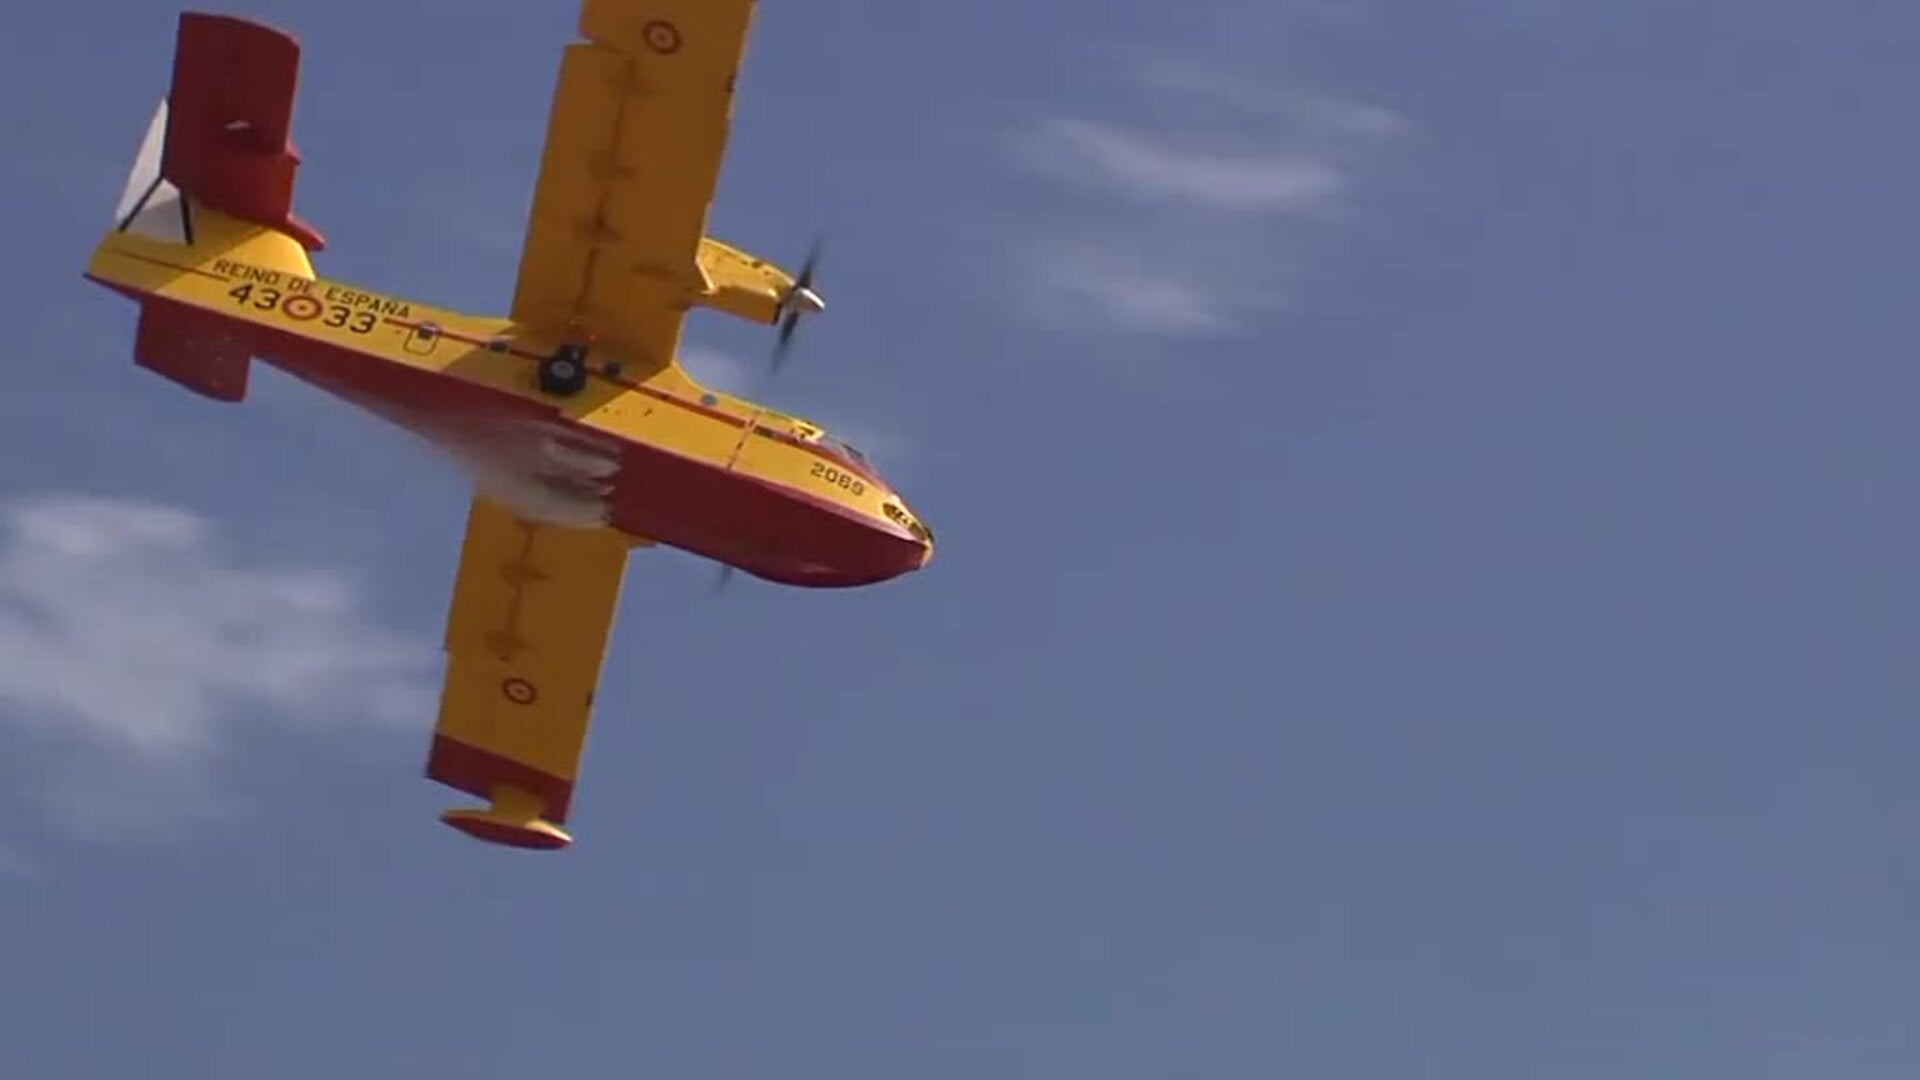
[509,0,758,366]
[425,495,635,849]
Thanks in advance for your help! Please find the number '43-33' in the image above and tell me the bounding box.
[227,282,375,334]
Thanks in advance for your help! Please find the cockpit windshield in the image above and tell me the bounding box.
[776,412,883,480]
[820,434,863,464]
[818,433,878,476]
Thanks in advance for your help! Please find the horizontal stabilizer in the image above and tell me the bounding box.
[133,298,250,402]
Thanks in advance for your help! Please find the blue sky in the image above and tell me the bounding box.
[3,1,1916,1076]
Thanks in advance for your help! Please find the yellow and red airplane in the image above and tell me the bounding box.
[82,5,935,851]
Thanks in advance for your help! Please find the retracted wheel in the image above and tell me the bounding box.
[539,344,590,397]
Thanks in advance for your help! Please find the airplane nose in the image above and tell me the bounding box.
[903,515,933,570]
[882,497,933,563]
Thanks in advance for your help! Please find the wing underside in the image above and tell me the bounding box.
[426,1,758,848]
[426,496,633,848]
[509,0,758,368]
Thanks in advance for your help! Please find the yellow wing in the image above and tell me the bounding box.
[425,495,634,849]
[509,0,758,368]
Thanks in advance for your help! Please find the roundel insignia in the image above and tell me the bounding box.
[642,19,682,54]
[501,677,539,706]
[282,294,323,321]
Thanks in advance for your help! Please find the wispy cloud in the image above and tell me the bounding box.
[996,10,1405,338]
[1133,60,1409,140]
[1028,241,1240,337]
[0,493,436,846]
[1026,116,1347,217]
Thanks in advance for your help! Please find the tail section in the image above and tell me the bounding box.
[90,12,330,402]
[131,292,252,402]
[113,99,188,245]
[154,11,324,250]
[110,11,326,256]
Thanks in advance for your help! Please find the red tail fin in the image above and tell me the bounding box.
[161,11,325,251]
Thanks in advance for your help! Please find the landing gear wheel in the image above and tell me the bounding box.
[539,344,590,397]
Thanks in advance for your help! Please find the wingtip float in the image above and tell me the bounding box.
[83,6,935,851]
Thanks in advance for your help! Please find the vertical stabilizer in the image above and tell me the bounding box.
[153,11,326,252]
[85,10,336,405]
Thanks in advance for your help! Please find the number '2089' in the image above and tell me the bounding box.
[811,461,866,496]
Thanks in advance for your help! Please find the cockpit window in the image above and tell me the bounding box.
[820,433,875,473]
[781,414,881,477]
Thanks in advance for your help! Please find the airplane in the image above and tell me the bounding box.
[81,4,935,851]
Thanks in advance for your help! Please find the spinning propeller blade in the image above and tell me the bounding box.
[771,237,824,374]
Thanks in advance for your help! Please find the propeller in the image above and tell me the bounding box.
[771,237,825,374]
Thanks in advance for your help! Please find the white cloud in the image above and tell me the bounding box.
[1030,117,1346,216]
[1134,60,1407,140]
[0,493,437,843]
[997,16,1405,339]
[1031,243,1240,336]
[1290,94,1409,140]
